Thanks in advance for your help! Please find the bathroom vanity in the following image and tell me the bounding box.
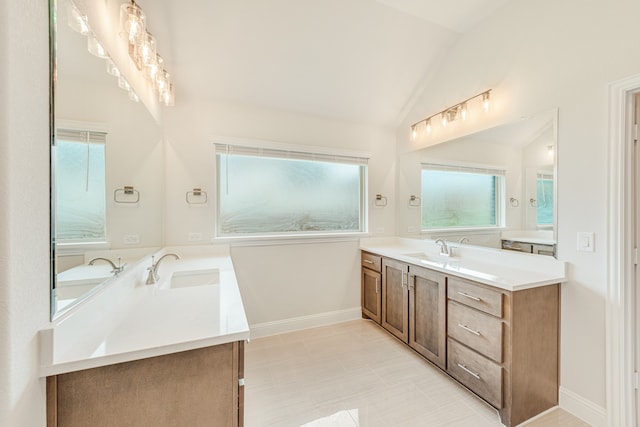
[360,237,565,427]
[41,245,249,427]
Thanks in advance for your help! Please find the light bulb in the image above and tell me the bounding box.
[128,89,140,103]
[411,126,417,140]
[120,2,146,44]
[426,119,432,135]
[67,2,89,35]
[87,35,108,58]
[106,59,120,77]
[142,33,156,65]
[118,75,130,91]
[460,103,468,120]
[482,92,490,112]
[146,54,163,81]
[442,112,448,128]
[156,70,170,93]
[160,83,175,106]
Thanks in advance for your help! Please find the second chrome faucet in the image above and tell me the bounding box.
[145,253,180,285]
[434,239,451,257]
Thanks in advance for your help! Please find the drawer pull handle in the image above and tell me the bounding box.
[375,277,379,294]
[457,363,481,380]
[457,291,481,302]
[458,323,481,336]
[364,259,374,264]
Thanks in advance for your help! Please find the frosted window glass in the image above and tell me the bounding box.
[421,170,498,228]
[56,140,106,240]
[217,154,364,235]
[536,178,554,225]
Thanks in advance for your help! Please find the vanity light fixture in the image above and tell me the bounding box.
[66,0,141,104]
[410,90,492,140]
[120,0,175,106]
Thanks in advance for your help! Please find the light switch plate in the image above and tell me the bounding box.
[577,232,595,252]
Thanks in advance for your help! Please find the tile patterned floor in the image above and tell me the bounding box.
[244,320,591,427]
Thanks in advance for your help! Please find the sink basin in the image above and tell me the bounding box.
[402,252,457,266]
[169,269,220,289]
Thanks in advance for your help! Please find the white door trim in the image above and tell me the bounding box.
[606,73,640,427]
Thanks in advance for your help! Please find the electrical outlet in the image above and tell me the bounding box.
[188,232,203,242]
[123,234,140,245]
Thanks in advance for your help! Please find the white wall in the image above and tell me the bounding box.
[0,1,50,426]
[397,0,640,418]
[163,99,397,329]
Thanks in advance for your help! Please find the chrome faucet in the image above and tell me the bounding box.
[88,257,126,275]
[458,237,470,244]
[435,239,450,256]
[145,253,180,285]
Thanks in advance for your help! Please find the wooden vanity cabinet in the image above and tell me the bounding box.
[47,341,245,427]
[361,252,382,324]
[360,251,560,427]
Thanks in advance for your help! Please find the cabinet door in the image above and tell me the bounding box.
[362,268,382,324]
[381,258,409,343]
[409,266,446,369]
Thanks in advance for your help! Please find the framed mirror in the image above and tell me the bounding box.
[398,108,558,255]
[50,0,164,318]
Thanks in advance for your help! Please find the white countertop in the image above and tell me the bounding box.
[40,245,250,377]
[360,237,566,291]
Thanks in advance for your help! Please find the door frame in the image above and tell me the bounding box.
[606,73,640,427]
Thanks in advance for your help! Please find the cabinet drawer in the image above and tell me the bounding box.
[448,278,503,318]
[448,339,502,409]
[448,301,502,363]
[361,252,382,272]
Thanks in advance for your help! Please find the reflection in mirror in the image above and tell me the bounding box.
[51,0,163,318]
[398,109,557,256]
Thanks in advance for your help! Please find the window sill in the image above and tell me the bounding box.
[213,232,370,247]
[421,227,505,235]
[55,241,110,256]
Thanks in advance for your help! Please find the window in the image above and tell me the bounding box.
[215,143,368,237]
[55,129,107,241]
[536,172,553,226]
[421,163,505,229]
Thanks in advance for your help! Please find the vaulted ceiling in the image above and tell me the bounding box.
[61,0,510,127]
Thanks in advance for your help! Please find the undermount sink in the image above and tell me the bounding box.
[402,252,457,265]
[169,269,220,289]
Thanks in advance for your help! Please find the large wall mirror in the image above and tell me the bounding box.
[50,0,164,318]
[398,108,558,256]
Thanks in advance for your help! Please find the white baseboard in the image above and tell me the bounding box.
[249,307,362,339]
[559,386,606,427]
